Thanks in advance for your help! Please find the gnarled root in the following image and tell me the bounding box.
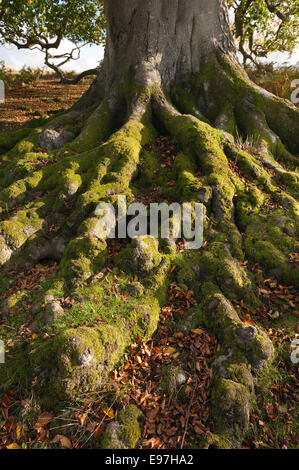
[0,68,298,447]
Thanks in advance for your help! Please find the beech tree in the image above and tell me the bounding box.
[0,0,298,449]
[228,0,299,65]
[0,0,105,83]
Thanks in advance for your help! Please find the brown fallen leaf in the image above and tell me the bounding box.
[52,434,72,449]
[35,411,54,428]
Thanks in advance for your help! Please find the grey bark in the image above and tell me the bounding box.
[83,0,236,105]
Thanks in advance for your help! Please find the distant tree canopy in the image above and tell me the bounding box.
[0,0,105,83]
[0,0,298,82]
[228,0,299,65]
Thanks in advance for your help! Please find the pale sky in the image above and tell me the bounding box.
[0,40,105,72]
[0,40,298,72]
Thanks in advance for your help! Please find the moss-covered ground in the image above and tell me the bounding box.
[0,60,298,449]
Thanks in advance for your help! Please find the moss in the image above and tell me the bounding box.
[199,431,231,449]
[195,54,249,123]
[0,171,44,211]
[137,149,159,185]
[68,100,113,153]
[0,205,45,250]
[10,130,40,158]
[115,236,162,276]
[214,104,236,136]
[118,406,145,448]
[125,297,161,340]
[244,238,297,284]
[154,94,236,218]
[1,290,27,315]
[173,151,196,175]
[217,219,244,260]
[142,257,172,305]
[176,252,201,290]
[1,70,297,429]
[26,293,160,404]
[199,243,255,302]
[235,187,266,230]
[198,51,299,159]
[200,289,242,340]
[0,132,48,190]
[211,378,251,446]
[171,78,211,124]
[28,325,125,405]
[101,405,144,449]
[176,170,202,203]
[172,151,207,204]
[251,91,299,156]
[242,330,274,371]
[226,145,274,190]
[75,112,156,215]
[58,165,82,197]
[225,363,254,393]
[189,51,299,156]
[0,267,162,405]
[0,128,32,155]
[160,365,188,401]
[59,236,108,284]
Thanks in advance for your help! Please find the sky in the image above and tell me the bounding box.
[0,40,298,72]
[0,40,105,72]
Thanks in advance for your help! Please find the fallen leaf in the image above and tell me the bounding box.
[52,434,72,449]
[102,408,115,419]
[191,329,204,336]
[36,411,54,428]
[6,443,21,449]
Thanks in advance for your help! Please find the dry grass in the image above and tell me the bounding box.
[246,63,299,102]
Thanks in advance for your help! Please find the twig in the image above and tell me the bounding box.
[181,388,195,449]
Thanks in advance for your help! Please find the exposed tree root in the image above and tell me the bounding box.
[0,64,298,448]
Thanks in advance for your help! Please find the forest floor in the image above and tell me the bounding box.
[0,72,92,133]
[0,66,298,450]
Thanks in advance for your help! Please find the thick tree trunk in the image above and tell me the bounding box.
[101,0,235,91]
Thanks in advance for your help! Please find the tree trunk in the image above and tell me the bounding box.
[101,0,235,91]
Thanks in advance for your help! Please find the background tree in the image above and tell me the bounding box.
[0,0,298,449]
[228,0,299,65]
[0,0,105,83]
[1,1,298,81]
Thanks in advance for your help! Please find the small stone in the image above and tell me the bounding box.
[176,372,187,386]
[50,301,64,315]
[78,348,94,367]
[38,128,75,151]
[43,294,55,304]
